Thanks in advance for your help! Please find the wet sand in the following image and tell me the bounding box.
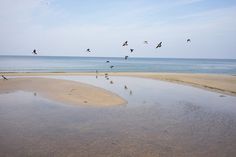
[0,77,126,107]
[0,76,236,157]
[2,72,236,96]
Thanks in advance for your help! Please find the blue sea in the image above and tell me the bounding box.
[0,55,236,74]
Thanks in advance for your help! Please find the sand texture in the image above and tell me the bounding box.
[0,77,126,106]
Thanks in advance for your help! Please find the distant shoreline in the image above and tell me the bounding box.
[1,72,236,96]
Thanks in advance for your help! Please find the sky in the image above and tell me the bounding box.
[0,0,236,58]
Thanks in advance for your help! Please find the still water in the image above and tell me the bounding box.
[0,76,236,157]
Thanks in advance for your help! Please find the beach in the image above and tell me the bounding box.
[1,0,236,155]
[2,72,236,96]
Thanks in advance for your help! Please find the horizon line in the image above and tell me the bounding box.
[0,54,235,60]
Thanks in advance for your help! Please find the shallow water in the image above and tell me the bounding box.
[0,76,236,157]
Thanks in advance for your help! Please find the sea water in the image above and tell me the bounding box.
[0,55,236,74]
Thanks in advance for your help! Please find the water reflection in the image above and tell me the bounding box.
[0,76,236,157]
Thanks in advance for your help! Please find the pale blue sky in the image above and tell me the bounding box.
[0,0,236,58]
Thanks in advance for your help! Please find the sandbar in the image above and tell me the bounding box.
[2,72,236,96]
[0,77,126,107]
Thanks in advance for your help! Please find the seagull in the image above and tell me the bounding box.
[187,39,191,42]
[110,81,113,84]
[144,41,148,44]
[106,61,110,63]
[122,41,128,46]
[156,42,162,48]
[86,49,91,52]
[1,75,8,80]
[124,85,128,90]
[130,49,134,53]
[32,49,37,55]
[125,56,128,60]
[110,65,114,69]
[129,90,133,95]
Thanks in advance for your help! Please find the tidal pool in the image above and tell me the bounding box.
[0,76,236,157]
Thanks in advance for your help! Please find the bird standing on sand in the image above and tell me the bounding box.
[122,41,128,46]
[1,75,8,80]
[156,42,162,48]
[110,81,113,84]
[144,41,148,44]
[124,85,128,90]
[105,73,109,78]
[32,49,37,55]
[86,49,91,52]
[187,39,191,43]
[130,49,134,53]
[110,65,114,69]
[125,56,128,60]
[95,70,98,79]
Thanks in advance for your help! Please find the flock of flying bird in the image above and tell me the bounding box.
[2,39,191,96]
[95,39,191,96]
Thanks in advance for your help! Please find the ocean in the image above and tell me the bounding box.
[0,55,236,74]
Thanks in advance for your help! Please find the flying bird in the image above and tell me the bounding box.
[144,41,148,44]
[110,81,113,84]
[32,49,37,55]
[106,61,110,63]
[187,39,191,42]
[125,56,128,60]
[86,49,91,52]
[110,65,114,69]
[1,75,8,80]
[156,42,162,48]
[122,41,128,46]
[130,49,134,53]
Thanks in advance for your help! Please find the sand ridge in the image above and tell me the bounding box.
[0,77,127,107]
[2,72,236,96]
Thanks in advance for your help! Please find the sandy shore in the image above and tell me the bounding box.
[116,73,236,96]
[0,77,126,107]
[2,72,236,96]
